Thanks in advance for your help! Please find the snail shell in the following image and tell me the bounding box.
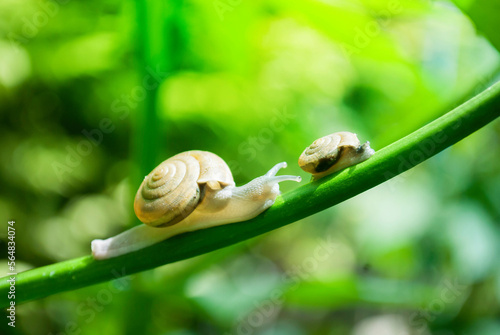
[298,132,375,180]
[134,151,235,227]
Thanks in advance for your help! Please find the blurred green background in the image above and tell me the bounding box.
[1,0,499,334]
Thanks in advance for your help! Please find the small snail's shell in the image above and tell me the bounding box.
[298,132,374,180]
[134,150,234,227]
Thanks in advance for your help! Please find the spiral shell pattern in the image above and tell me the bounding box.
[134,151,234,227]
[298,132,373,179]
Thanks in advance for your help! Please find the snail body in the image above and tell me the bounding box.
[91,151,301,260]
[299,132,374,180]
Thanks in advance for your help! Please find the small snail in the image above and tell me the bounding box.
[298,132,375,180]
[91,150,301,260]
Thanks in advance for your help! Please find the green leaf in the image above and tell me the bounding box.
[452,0,500,52]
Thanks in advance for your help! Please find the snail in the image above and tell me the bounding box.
[91,150,301,260]
[298,132,375,180]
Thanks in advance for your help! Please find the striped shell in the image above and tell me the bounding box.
[298,132,374,180]
[134,150,235,227]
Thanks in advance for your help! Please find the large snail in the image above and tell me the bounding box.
[298,132,375,180]
[91,151,301,260]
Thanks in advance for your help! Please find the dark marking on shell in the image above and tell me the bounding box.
[314,147,344,173]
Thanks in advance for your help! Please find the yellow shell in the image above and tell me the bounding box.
[298,132,373,180]
[134,150,234,227]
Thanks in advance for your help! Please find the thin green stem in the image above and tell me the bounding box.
[1,82,499,308]
[133,0,167,179]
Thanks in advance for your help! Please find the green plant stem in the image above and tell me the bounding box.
[133,0,169,180]
[2,82,499,308]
